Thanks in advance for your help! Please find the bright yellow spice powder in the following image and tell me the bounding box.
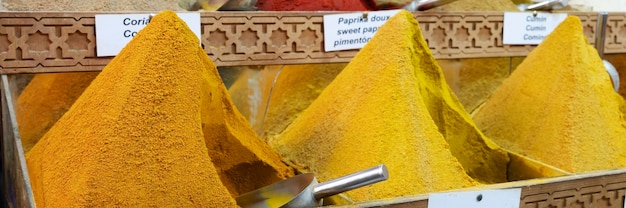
[26,11,236,207]
[472,16,626,173]
[199,50,294,197]
[262,63,346,139]
[269,11,480,202]
[16,72,98,153]
[416,60,510,183]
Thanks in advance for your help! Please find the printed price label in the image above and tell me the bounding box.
[323,10,400,52]
[503,12,567,45]
[428,188,522,208]
[95,13,201,57]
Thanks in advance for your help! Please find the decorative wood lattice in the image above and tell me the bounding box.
[416,12,598,59]
[1,11,626,74]
[351,169,626,208]
[520,171,626,208]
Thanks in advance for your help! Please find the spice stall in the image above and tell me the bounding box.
[2,0,626,207]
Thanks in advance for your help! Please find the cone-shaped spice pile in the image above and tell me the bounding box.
[472,16,626,173]
[17,72,98,153]
[268,10,507,202]
[26,10,289,207]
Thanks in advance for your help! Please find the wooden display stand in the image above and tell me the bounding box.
[2,11,626,208]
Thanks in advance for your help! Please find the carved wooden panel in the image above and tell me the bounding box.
[351,169,626,208]
[414,12,602,59]
[0,11,624,74]
[606,13,626,53]
[520,171,626,208]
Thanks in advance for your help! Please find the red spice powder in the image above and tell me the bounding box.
[256,0,369,11]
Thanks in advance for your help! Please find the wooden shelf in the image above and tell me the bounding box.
[345,168,626,207]
[1,11,625,74]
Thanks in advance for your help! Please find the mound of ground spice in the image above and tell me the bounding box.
[269,11,484,202]
[16,72,98,153]
[9,0,183,156]
[472,16,626,173]
[26,11,236,207]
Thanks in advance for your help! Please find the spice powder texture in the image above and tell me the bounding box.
[269,11,480,202]
[26,11,236,207]
[472,16,626,173]
[199,46,294,197]
[411,44,510,183]
[16,72,98,153]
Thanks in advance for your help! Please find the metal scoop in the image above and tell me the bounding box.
[236,164,389,208]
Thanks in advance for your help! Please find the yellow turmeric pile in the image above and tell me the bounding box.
[269,10,505,202]
[26,11,252,207]
[472,16,626,173]
[16,72,98,153]
[261,63,346,139]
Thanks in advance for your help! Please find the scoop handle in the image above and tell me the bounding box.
[312,164,389,200]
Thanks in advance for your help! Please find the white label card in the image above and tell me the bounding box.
[428,188,522,208]
[503,12,567,45]
[95,13,201,57]
[323,10,400,52]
